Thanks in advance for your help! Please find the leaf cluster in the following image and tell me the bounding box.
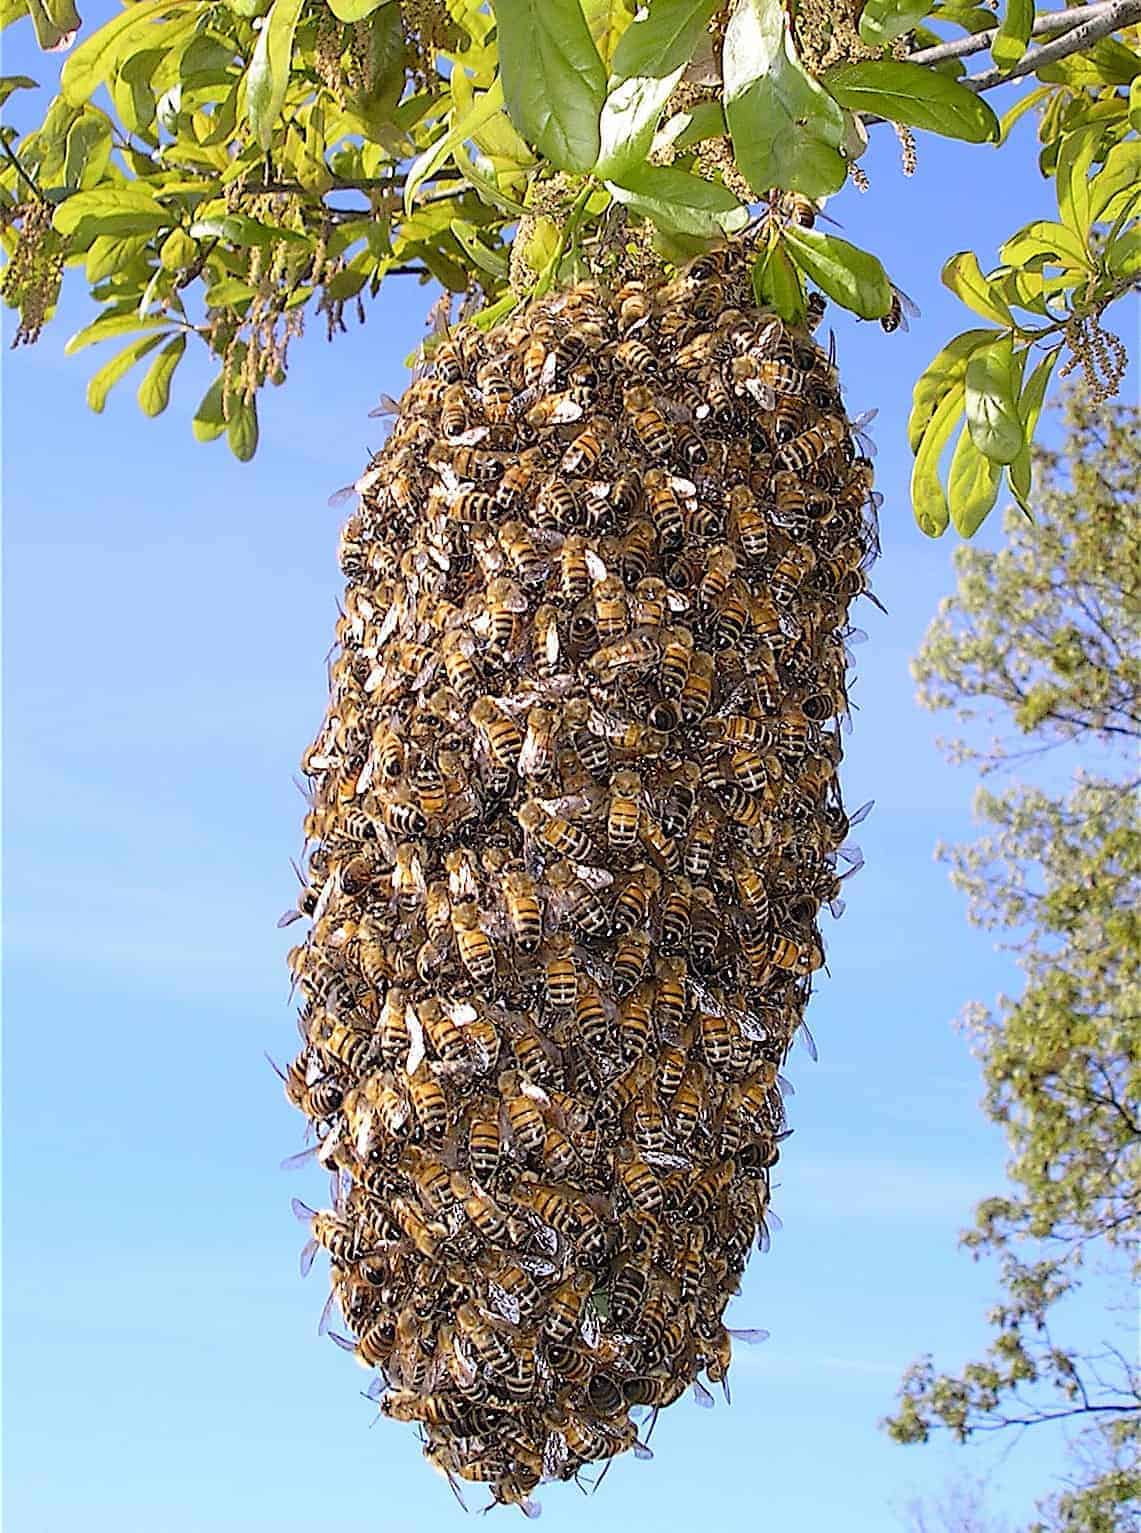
[0,0,1138,516]
[888,391,1141,1530]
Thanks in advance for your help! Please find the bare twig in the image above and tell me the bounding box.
[963,0,1141,92]
[905,0,1140,70]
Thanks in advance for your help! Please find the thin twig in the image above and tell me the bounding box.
[963,0,1141,91]
[0,132,47,204]
[906,0,1138,69]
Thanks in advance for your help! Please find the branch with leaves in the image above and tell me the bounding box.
[0,0,1138,531]
[887,391,1141,1532]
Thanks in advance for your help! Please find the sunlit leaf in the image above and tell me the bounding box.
[62,109,111,188]
[1054,126,1099,243]
[54,185,168,236]
[1008,347,1060,515]
[824,59,1000,143]
[86,329,167,412]
[991,0,1032,70]
[227,391,259,461]
[494,0,607,172]
[783,226,891,320]
[595,66,684,180]
[965,335,1025,464]
[611,0,718,78]
[61,0,195,106]
[948,419,1003,536]
[327,0,388,19]
[722,0,847,198]
[908,327,996,451]
[911,383,965,537]
[0,74,38,107]
[606,163,749,238]
[247,0,305,150]
[751,241,807,325]
[137,331,186,416]
[942,250,1014,327]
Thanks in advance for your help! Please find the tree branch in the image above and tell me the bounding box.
[962,0,1141,92]
[905,0,1140,71]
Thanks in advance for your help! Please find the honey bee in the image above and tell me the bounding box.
[612,864,660,935]
[467,1100,502,1180]
[639,806,680,872]
[612,337,658,375]
[470,696,523,769]
[451,1176,511,1246]
[530,603,561,676]
[558,534,605,603]
[642,468,685,552]
[618,985,654,1060]
[497,520,547,585]
[615,1150,664,1215]
[561,418,612,476]
[657,878,693,960]
[592,575,628,642]
[548,860,611,938]
[770,544,816,607]
[498,1069,549,1155]
[483,575,528,652]
[880,283,920,333]
[406,1064,449,1140]
[684,808,718,879]
[452,901,496,982]
[540,933,577,1010]
[502,866,543,952]
[616,280,651,333]
[484,1257,545,1323]
[775,414,848,473]
[575,973,612,1053]
[624,386,672,461]
[607,470,644,522]
[679,649,715,723]
[496,447,545,510]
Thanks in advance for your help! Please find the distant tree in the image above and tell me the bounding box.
[885,389,1141,1533]
[901,1475,1011,1533]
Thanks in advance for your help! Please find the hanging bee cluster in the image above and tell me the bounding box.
[279,246,879,1514]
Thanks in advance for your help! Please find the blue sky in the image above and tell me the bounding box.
[3,12,1134,1531]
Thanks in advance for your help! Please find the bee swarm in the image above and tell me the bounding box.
[282,249,876,1513]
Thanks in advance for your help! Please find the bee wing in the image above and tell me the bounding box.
[540,350,558,389]
[743,378,776,411]
[317,1287,340,1336]
[486,1280,521,1326]
[549,397,585,424]
[579,1303,601,1349]
[752,319,783,358]
[368,392,402,419]
[327,484,356,508]
[692,1379,715,1409]
[299,1238,319,1278]
[727,1327,770,1344]
[405,1003,426,1076]
[281,1145,320,1171]
[584,549,608,583]
[633,1440,654,1462]
[277,908,304,929]
[574,864,613,891]
[543,1431,569,1481]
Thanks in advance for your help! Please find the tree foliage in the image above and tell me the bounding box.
[887,390,1141,1532]
[0,0,1139,527]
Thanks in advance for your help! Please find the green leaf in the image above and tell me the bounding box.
[61,0,195,107]
[723,0,847,198]
[159,226,197,270]
[991,0,1032,70]
[53,184,168,237]
[997,84,1051,146]
[942,250,1014,327]
[327,0,388,19]
[783,226,891,320]
[1008,347,1060,514]
[85,232,150,283]
[189,212,308,246]
[247,0,306,151]
[965,336,1024,464]
[470,289,520,330]
[86,331,167,413]
[911,382,965,537]
[0,0,30,36]
[824,59,1000,143]
[192,373,227,442]
[858,0,931,47]
[65,310,173,354]
[62,112,112,190]
[1054,127,1099,243]
[611,0,718,78]
[908,328,995,450]
[137,332,186,417]
[605,163,749,238]
[1106,227,1141,278]
[947,420,1003,536]
[659,98,726,152]
[581,0,638,68]
[449,219,509,277]
[404,80,504,212]
[1130,75,1141,131]
[227,392,259,461]
[751,241,807,325]
[1000,219,1092,272]
[0,75,38,108]
[1088,140,1141,224]
[26,0,79,52]
[494,0,607,173]
[595,66,684,180]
